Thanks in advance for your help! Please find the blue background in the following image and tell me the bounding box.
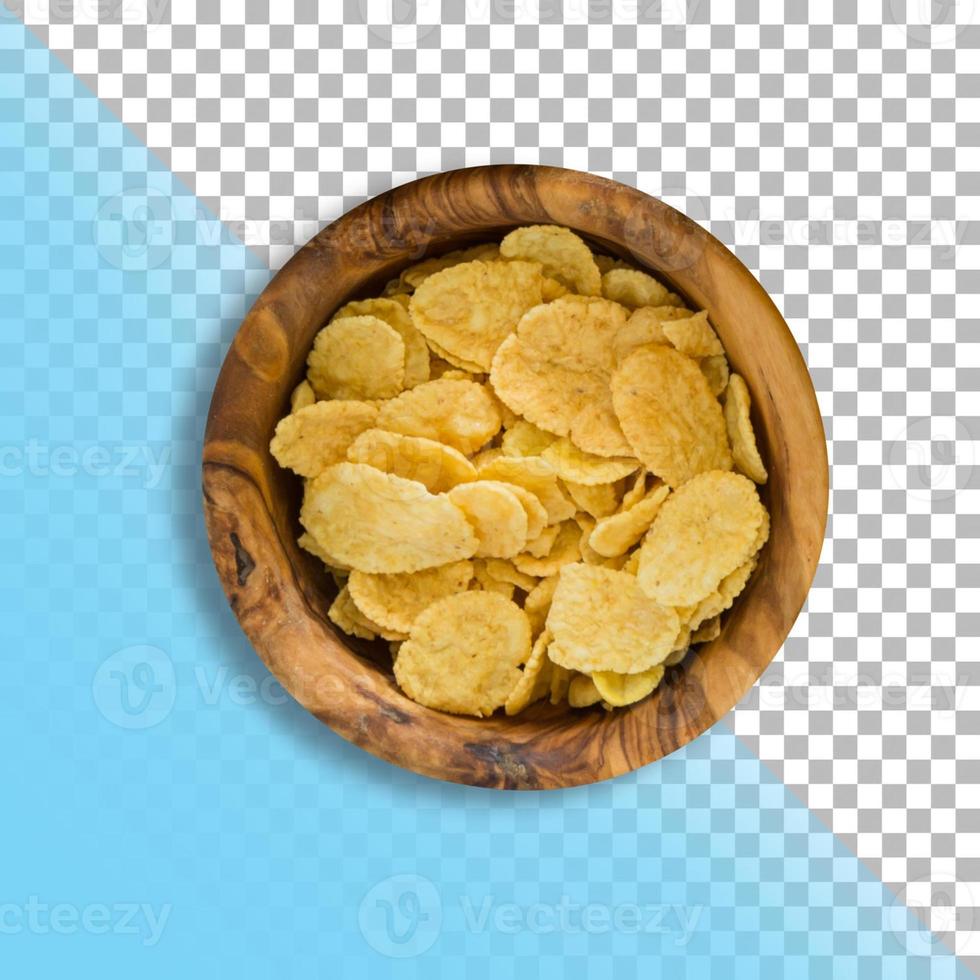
[0,18,967,978]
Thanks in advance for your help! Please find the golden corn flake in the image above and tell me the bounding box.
[753,507,771,553]
[347,560,474,636]
[328,586,377,641]
[662,310,724,358]
[473,480,548,540]
[567,674,602,708]
[621,550,641,576]
[500,224,602,296]
[601,268,681,309]
[470,446,503,469]
[490,295,633,457]
[612,305,695,362]
[399,242,500,291]
[548,659,573,704]
[541,277,569,301]
[290,379,316,412]
[691,615,721,644]
[410,259,545,371]
[346,428,476,493]
[505,628,553,715]
[636,470,765,606]
[447,482,529,559]
[541,437,639,486]
[720,555,759,605]
[524,574,559,635]
[611,344,733,488]
[298,530,350,574]
[301,462,478,573]
[592,665,665,707]
[334,296,431,389]
[546,563,680,674]
[307,315,406,400]
[724,373,768,484]
[476,455,576,525]
[619,470,649,511]
[563,479,622,519]
[523,522,562,558]
[393,591,531,716]
[593,253,629,275]
[376,378,501,456]
[589,483,670,557]
[682,553,761,634]
[483,558,539,593]
[513,519,582,577]
[270,400,379,478]
[424,335,486,375]
[471,560,516,599]
[331,584,409,642]
[501,419,557,457]
[700,354,730,396]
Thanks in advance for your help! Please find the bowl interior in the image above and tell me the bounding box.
[203,165,827,789]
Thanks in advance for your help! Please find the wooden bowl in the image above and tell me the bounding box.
[202,165,828,789]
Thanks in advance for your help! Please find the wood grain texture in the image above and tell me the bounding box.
[202,164,828,790]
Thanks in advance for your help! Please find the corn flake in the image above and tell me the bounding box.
[592,666,665,707]
[500,224,602,296]
[611,344,733,487]
[546,563,680,674]
[301,462,478,573]
[307,315,405,400]
[410,259,545,371]
[333,296,431,388]
[347,560,474,636]
[489,295,633,457]
[270,400,379,478]
[724,373,768,484]
[393,592,531,716]
[636,470,765,606]
[376,378,501,455]
[589,483,670,557]
[347,427,476,493]
[447,482,530,558]
[662,310,724,358]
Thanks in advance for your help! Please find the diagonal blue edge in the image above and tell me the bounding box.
[0,17,970,979]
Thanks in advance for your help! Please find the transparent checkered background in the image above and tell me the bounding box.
[9,0,980,968]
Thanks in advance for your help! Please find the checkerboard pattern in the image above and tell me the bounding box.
[5,0,979,972]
